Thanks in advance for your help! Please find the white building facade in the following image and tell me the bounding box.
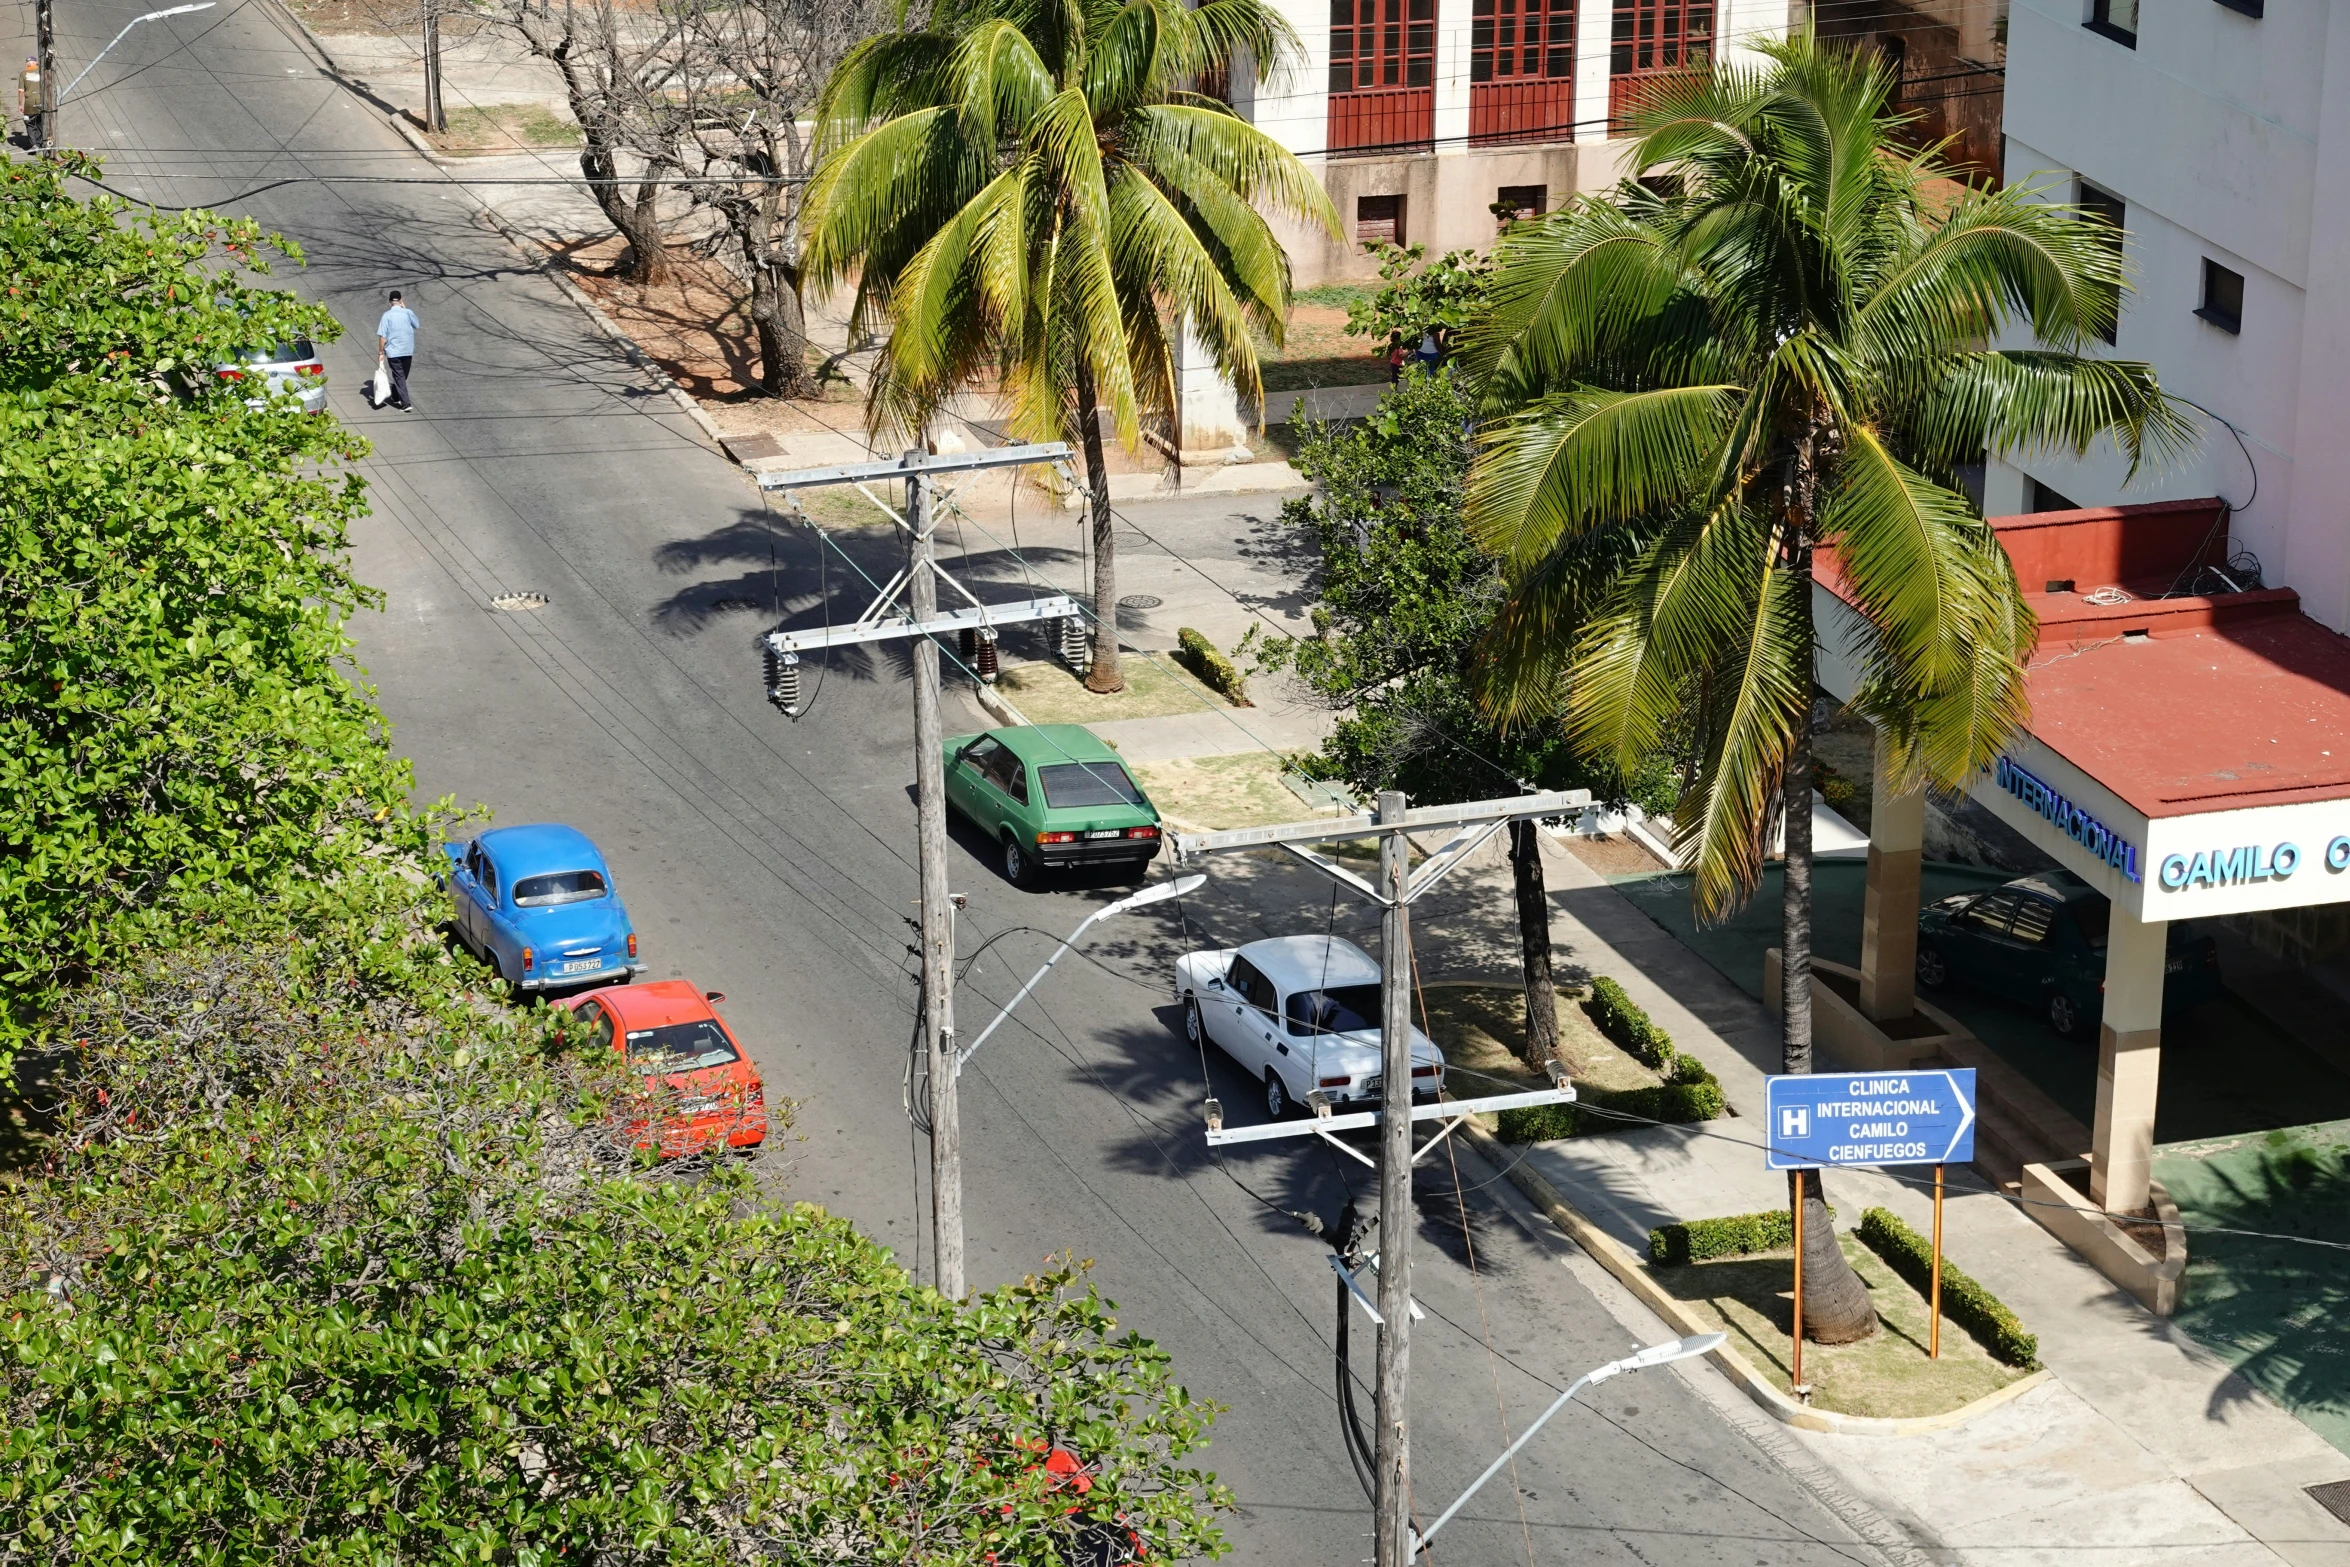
[1992,0,2350,633]
[1236,0,1796,284]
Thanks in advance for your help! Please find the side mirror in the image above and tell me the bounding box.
[704,990,726,1003]
[1207,975,1226,990]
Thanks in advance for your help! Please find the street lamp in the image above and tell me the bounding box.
[54,4,215,110]
[955,873,1206,1073]
[1411,1333,1727,1555]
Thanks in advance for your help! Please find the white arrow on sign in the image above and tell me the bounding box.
[1940,1070,1976,1163]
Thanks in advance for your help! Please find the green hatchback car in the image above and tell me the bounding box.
[942,724,1163,887]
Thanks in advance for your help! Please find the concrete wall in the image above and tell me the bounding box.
[1991,1,2350,629]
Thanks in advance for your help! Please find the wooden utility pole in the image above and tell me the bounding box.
[420,0,445,133]
[1372,790,1414,1567]
[32,0,54,148]
[906,456,964,1299]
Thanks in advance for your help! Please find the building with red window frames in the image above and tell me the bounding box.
[1227,0,1798,284]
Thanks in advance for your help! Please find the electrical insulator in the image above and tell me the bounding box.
[976,628,1000,684]
[1059,614,1090,671]
[959,627,978,667]
[763,644,803,717]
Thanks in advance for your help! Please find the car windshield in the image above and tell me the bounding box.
[1287,983,1383,1035]
[625,1020,740,1073]
[2071,899,2110,951]
[1037,761,1142,808]
[512,869,609,906]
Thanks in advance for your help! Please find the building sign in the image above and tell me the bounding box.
[1764,1070,1977,1170]
[1995,757,2140,882]
[2157,835,2350,892]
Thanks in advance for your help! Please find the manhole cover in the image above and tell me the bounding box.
[1117,594,1164,610]
[721,432,786,461]
[490,591,550,612]
[708,596,765,614]
[2309,1481,2350,1525]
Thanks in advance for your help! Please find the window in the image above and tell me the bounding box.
[2198,258,2245,334]
[574,1001,615,1050]
[1330,0,1435,95]
[1472,0,1572,84]
[958,735,1002,773]
[1494,184,1547,226]
[2008,898,2059,947]
[2078,181,2125,344]
[1227,956,1277,1015]
[2029,478,2081,513]
[1356,194,1405,247]
[2071,899,2111,951]
[1036,760,1143,807]
[2087,0,2138,46]
[624,1019,742,1074]
[1959,892,2020,937]
[1287,983,1384,1036]
[1612,0,1713,75]
[513,869,609,907]
[1876,32,1907,103]
[1005,761,1029,805]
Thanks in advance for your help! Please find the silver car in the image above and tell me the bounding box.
[215,337,328,415]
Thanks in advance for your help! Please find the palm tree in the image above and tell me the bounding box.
[1464,35,2192,1341]
[801,0,1337,692]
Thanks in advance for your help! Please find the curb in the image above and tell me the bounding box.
[470,206,727,452]
[974,681,1031,728]
[262,0,455,165]
[1458,1118,2055,1437]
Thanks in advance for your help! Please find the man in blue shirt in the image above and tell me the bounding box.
[375,289,420,411]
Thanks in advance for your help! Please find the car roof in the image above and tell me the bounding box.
[2003,869,2100,906]
[995,724,1124,767]
[476,823,610,879]
[587,980,716,1030]
[1238,935,1381,991]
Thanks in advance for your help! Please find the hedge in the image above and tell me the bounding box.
[1494,1064,1724,1143]
[1586,976,1674,1070]
[1858,1207,2041,1369]
[1648,1203,1835,1267]
[1175,628,1250,705]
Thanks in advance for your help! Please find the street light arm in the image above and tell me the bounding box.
[1410,1334,1724,1554]
[954,874,1204,1073]
[57,3,213,103]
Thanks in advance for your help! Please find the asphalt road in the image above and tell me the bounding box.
[12,4,1908,1559]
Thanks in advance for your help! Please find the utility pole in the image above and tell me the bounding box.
[1171,789,1590,1567]
[753,442,1076,1297]
[420,0,445,133]
[32,0,54,148]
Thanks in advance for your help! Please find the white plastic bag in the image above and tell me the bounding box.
[369,360,391,407]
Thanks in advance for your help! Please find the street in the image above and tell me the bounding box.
[10,2,1903,1557]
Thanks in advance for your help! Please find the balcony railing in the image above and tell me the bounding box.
[1469,78,1576,146]
[1328,85,1435,155]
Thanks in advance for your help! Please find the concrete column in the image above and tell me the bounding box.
[1858,734,1924,1021]
[1571,0,1613,146]
[1172,316,1246,452]
[2089,909,2168,1213]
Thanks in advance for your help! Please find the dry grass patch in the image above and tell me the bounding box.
[1417,984,1664,1102]
[997,655,1235,725]
[1652,1233,2034,1418]
[425,103,580,154]
[1131,752,1321,832]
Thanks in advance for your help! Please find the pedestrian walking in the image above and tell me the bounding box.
[375,289,420,411]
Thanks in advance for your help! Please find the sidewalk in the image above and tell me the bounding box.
[1517,839,2350,1566]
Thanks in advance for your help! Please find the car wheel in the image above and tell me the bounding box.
[2046,988,2085,1040]
[1002,833,1036,888]
[1264,1069,1290,1120]
[1183,995,1204,1045]
[1915,943,1949,990]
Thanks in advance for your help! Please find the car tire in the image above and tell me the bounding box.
[1264,1069,1290,1120]
[1002,833,1036,889]
[2046,988,2085,1040]
[1183,995,1205,1046]
[1916,944,1949,990]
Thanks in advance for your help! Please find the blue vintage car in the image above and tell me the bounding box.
[439,824,644,992]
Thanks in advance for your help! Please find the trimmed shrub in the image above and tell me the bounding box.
[1586,977,1674,1070]
[1858,1207,2041,1369]
[1494,1075,1724,1143]
[1175,628,1250,705]
[1648,1204,1834,1266]
[1495,1100,1577,1142]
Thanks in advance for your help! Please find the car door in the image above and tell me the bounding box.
[1236,960,1284,1079]
[1949,891,2022,995]
[949,737,999,822]
[453,843,490,949]
[476,853,514,975]
[1210,955,1270,1073]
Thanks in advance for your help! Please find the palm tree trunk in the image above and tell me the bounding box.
[1072,356,1125,693]
[1783,436,1876,1347]
[1510,819,1559,1066]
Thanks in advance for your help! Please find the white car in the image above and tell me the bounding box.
[214,336,329,415]
[1174,934,1445,1119]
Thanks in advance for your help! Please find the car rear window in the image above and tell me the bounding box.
[513,869,609,906]
[625,1020,740,1073]
[2071,899,2110,951]
[1287,983,1382,1035]
[1038,761,1142,808]
[243,338,316,364]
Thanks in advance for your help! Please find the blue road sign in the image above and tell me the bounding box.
[1764,1069,1976,1170]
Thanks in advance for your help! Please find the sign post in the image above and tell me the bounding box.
[1764,1069,1977,1384]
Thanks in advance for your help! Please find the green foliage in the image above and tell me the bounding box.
[1858,1207,2040,1369]
[0,156,424,1055]
[1175,626,1250,704]
[1649,1205,1835,1266]
[1585,975,1673,1070]
[1494,1062,1723,1143]
[0,880,1232,1561]
[1343,242,1491,358]
[1465,35,2194,924]
[1251,368,1671,812]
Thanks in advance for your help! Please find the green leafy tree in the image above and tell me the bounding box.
[801,0,1337,692]
[1255,369,1669,1067]
[0,156,423,1056]
[1463,37,2191,1340]
[0,876,1231,1562]
[1342,242,1491,363]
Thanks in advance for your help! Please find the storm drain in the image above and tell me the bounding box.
[2307,1482,2350,1525]
[1117,594,1164,610]
[490,591,550,612]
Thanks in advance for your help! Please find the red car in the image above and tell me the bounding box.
[558,980,767,1156]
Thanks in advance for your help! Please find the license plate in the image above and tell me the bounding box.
[2165,957,2185,974]
[1363,1075,1381,1096]
[561,958,603,974]
[1086,829,1124,840]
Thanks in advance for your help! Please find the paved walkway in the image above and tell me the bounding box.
[1520,838,2350,1566]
